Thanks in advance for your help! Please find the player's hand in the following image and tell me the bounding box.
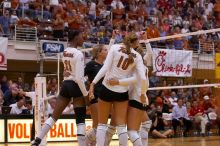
[63,71,71,77]
[112,30,117,39]
[107,78,119,86]
[89,83,95,101]
[140,94,149,107]
[141,31,148,40]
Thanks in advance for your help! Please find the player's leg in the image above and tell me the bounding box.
[73,96,87,146]
[31,95,70,146]
[127,100,144,146]
[86,100,98,145]
[104,108,116,146]
[140,113,152,146]
[96,98,112,146]
[113,101,129,146]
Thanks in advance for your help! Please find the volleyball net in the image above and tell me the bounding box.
[33,28,220,143]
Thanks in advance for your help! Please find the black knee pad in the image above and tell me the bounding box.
[74,106,86,124]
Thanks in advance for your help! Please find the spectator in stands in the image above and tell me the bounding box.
[53,13,64,39]
[47,97,57,115]
[148,71,160,100]
[148,103,158,120]
[88,1,96,21]
[0,75,9,93]
[10,10,19,25]
[111,0,124,9]
[173,26,184,50]
[189,100,208,136]
[0,10,10,36]
[23,83,30,92]
[11,0,20,10]
[172,98,192,137]
[216,106,220,135]
[17,76,25,90]
[150,111,173,138]
[24,96,33,114]
[202,95,215,114]
[47,78,58,93]
[0,89,3,114]
[168,91,178,106]
[3,83,20,106]
[162,98,173,113]
[10,96,26,114]
[214,0,220,27]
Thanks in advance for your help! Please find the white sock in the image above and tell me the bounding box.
[140,120,151,146]
[77,123,86,146]
[128,130,143,146]
[140,129,148,146]
[116,125,128,146]
[38,117,56,140]
[96,124,108,146]
[105,125,116,146]
[86,128,97,145]
[141,120,152,132]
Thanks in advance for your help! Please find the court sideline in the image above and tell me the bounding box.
[1,136,220,146]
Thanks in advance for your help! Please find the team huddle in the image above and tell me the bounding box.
[31,30,153,146]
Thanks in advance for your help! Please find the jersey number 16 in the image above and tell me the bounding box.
[117,56,129,70]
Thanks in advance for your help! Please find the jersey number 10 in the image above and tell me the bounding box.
[117,56,129,70]
[64,60,72,71]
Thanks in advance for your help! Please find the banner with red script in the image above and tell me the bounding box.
[0,37,8,70]
[152,49,192,77]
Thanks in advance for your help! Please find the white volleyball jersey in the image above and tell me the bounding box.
[92,44,147,93]
[62,47,88,96]
[119,68,149,102]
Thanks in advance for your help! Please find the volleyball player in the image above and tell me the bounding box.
[89,33,148,146]
[84,44,108,145]
[108,42,153,146]
[31,30,88,146]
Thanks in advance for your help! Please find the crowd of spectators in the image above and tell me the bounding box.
[0,0,220,138]
[0,0,220,52]
[0,74,220,138]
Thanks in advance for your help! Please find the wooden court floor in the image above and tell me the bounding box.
[1,136,220,146]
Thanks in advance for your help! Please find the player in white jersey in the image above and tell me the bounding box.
[108,42,153,146]
[89,33,148,146]
[31,30,88,146]
[85,32,117,146]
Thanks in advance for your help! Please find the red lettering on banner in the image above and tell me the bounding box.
[50,124,57,138]
[50,123,76,138]
[9,123,31,139]
[155,51,191,75]
[24,124,29,138]
[30,123,33,137]
[16,124,23,139]
[57,124,64,138]
[65,123,70,138]
[8,124,15,139]
[71,123,76,137]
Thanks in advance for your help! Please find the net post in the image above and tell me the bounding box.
[34,76,47,146]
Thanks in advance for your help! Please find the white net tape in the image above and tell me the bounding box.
[80,28,220,52]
